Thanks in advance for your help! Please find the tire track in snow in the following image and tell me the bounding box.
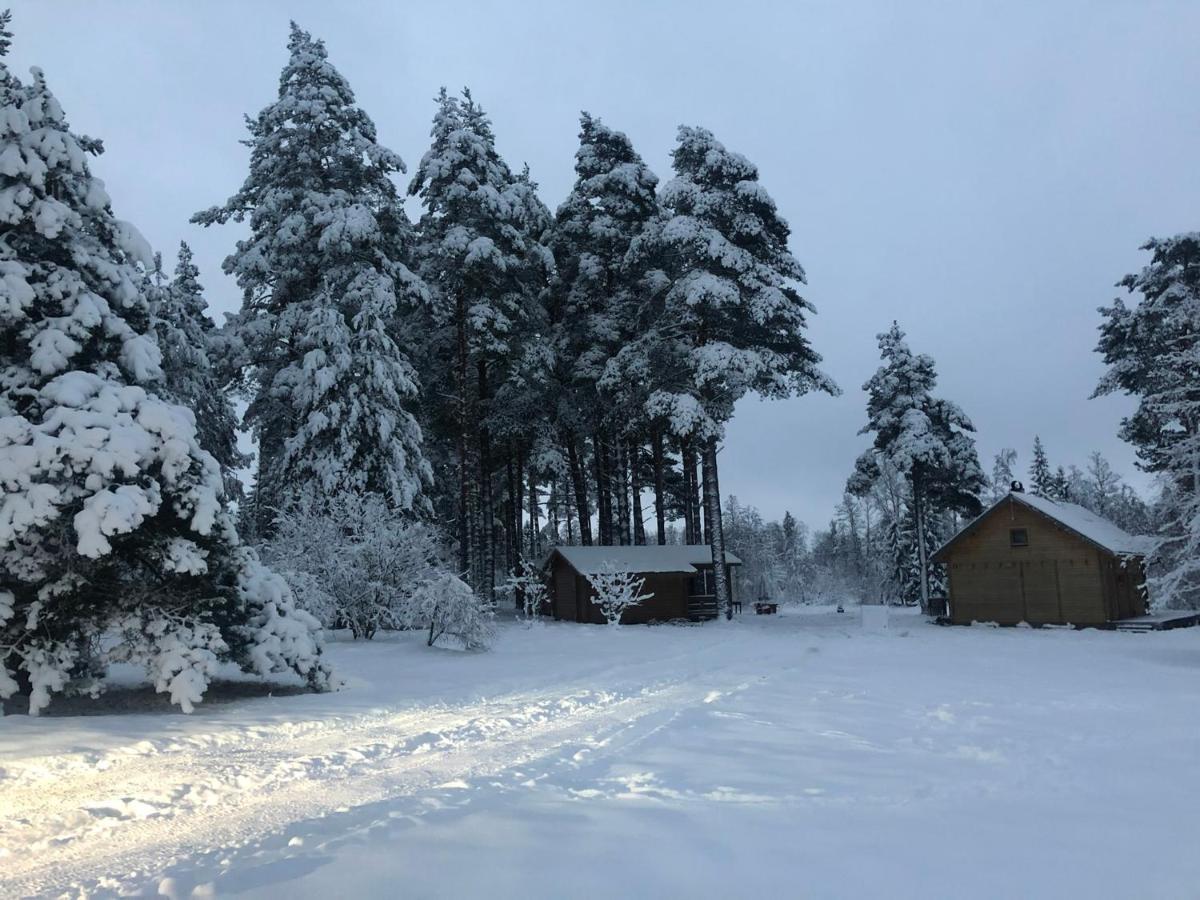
[0,676,732,898]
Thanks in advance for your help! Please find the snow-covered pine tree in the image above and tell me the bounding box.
[145,242,245,501]
[1095,233,1200,609]
[1029,435,1052,497]
[407,88,553,598]
[0,18,330,713]
[851,323,984,613]
[547,113,661,547]
[989,448,1018,500]
[194,23,430,530]
[612,125,837,617]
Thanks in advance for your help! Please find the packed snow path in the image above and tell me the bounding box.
[2,609,1199,898]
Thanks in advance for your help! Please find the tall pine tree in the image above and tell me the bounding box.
[407,88,552,598]
[0,17,329,713]
[1095,233,1200,608]
[615,125,836,617]
[850,323,984,612]
[548,113,661,547]
[194,23,430,531]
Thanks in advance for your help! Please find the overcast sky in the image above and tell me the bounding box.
[9,1,1199,529]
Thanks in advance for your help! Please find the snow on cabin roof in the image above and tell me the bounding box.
[933,491,1154,560]
[546,545,743,576]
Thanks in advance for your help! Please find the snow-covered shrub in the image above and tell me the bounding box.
[411,573,496,650]
[501,556,550,626]
[587,563,654,626]
[263,491,442,639]
[0,20,330,714]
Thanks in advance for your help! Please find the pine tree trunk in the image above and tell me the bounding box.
[528,464,540,559]
[652,429,666,545]
[630,441,646,546]
[514,447,525,562]
[456,301,471,578]
[682,439,699,544]
[566,435,592,545]
[702,438,732,620]
[913,469,931,615]
[478,360,495,602]
[505,455,517,578]
[701,457,712,546]
[561,470,576,544]
[615,439,631,545]
[594,431,611,545]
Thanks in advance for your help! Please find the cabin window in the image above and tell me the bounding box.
[1009,528,1029,548]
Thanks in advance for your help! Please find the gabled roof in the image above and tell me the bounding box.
[932,492,1154,562]
[544,544,743,577]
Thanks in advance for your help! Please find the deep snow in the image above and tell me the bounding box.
[2,608,1198,899]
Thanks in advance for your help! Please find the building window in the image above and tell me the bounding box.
[1010,528,1029,548]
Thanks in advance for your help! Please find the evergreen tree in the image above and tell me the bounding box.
[0,18,329,712]
[194,23,430,530]
[850,323,984,613]
[615,125,836,617]
[989,448,1018,500]
[1095,233,1200,608]
[407,88,552,598]
[548,113,661,546]
[1029,435,1052,497]
[146,242,245,501]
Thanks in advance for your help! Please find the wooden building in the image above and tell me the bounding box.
[932,489,1151,626]
[542,545,742,624]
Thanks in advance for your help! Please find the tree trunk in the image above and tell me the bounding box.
[514,447,525,562]
[456,297,470,578]
[594,431,611,545]
[652,429,666,545]
[561,470,576,544]
[630,441,646,545]
[913,469,931,615]
[702,438,732,620]
[528,463,540,559]
[505,455,517,578]
[478,359,494,602]
[701,455,712,545]
[566,435,592,545]
[615,439,631,545]
[682,438,699,544]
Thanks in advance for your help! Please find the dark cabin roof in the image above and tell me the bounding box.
[543,545,743,577]
[932,492,1154,563]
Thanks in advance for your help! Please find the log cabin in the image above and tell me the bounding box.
[542,545,742,624]
[931,487,1152,626]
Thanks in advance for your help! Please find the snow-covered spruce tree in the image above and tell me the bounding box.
[193,24,430,531]
[1029,435,1052,498]
[407,88,552,598]
[1095,233,1200,609]
[546,113,661,546]
[610,125,836,617]
[850,323,984,613]
[146,242,245,501]
[0,21,330,713]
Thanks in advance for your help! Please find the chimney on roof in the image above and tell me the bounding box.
[1010,480,1024,493]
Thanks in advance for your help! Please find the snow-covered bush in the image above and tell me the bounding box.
[411,573,496,650]
[502,556,550,626]
[0,19,330,714]
[263,491,443,639]
[587,563,654,626]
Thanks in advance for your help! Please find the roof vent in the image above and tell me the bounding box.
[1010,480,1024,493]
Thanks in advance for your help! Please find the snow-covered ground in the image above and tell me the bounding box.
[2,608,1198,899]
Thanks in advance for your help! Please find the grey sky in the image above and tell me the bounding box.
[9,1,1199,529]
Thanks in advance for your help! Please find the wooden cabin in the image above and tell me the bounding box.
[931,489,1152,626]
[542,545,742,624]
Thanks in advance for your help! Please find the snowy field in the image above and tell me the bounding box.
[2,608,1199,899]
